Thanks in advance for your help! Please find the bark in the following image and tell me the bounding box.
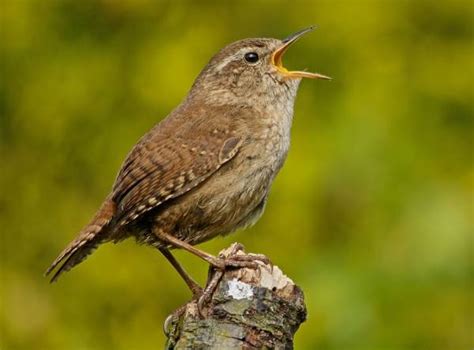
[164,243,307,349]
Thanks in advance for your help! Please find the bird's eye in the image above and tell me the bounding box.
[244,52,259,63]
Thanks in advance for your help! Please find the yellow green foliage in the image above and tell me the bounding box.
[1,1,472,349]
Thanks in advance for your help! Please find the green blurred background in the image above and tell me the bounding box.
[1,0,472,349]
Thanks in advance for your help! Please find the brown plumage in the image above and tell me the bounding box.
[45,196,116,282]
[45,27,330,289]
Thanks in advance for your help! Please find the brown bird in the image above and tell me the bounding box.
[45,26,330,297]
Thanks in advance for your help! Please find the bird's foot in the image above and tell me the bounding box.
[163,303,187,337]
[196,243,270,317]
[221,252,270,267]
[209,243,269,270]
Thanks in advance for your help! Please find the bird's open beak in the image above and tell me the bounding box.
[271,26,331,80]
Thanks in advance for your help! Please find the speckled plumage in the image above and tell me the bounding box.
[46,29,327,283]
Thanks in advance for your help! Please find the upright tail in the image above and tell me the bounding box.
[45,196,116,282]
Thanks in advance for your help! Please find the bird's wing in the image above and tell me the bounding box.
[112,120,243,227]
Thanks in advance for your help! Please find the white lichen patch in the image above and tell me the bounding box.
[226,278,254,300]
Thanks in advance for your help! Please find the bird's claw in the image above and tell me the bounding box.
[196,248,269,317]
[229,253,270,265]
[163,304,187,337]
[213,253,269,270]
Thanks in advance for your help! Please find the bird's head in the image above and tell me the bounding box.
[190,26,330,105]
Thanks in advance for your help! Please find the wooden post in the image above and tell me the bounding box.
[164,243,307,349]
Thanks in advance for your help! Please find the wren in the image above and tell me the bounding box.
[46,26,330,297]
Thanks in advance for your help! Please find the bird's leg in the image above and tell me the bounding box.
[196,243,247,317]
[197,268,224,317]
[154,229,266,270]
[159,248,203,299]
[156,235,269,317]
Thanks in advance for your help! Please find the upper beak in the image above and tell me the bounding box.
[271,26,331,80]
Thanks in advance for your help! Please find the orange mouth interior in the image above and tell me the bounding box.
[271,39,331,80]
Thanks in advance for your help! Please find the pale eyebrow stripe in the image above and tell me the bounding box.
[215,47,252,72]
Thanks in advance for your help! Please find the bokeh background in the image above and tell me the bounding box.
[1,0,472,349]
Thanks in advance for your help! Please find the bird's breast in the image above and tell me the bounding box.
[251,100,295,174]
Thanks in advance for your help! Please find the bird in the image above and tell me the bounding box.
[45,26,330,297]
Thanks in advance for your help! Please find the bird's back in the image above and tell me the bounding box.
[45,100,251,281]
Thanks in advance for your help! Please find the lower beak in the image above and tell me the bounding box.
[271,26,331,80]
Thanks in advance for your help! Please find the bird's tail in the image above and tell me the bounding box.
[45,196,116,282]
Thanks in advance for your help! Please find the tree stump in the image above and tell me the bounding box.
[164,243,307,349]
